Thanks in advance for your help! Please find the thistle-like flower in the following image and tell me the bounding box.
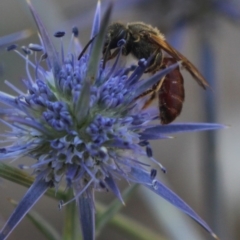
[0,1,223,240]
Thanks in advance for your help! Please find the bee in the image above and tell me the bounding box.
[103,22,209,124]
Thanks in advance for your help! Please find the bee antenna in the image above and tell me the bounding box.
[78,34,97,60]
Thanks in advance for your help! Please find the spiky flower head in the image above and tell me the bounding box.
[0,1,223,240]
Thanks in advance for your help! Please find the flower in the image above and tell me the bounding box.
[0,1,223,240]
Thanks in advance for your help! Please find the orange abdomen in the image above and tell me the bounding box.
[159,58,185,124]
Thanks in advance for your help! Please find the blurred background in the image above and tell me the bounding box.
[0,0,240,239]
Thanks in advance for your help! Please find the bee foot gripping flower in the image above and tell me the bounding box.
[0,1,223,240]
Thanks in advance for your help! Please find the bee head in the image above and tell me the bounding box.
[103,23,129,54]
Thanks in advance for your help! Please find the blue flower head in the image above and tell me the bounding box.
[0,1,223,240]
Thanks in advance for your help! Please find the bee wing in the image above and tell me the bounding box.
[146,33,209,89]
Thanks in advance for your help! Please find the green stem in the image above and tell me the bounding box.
[96,203,166,240]
[62,190,78,240]
[96,184,138,235]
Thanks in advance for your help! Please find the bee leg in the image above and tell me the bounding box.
[107,48,121,60]
[145,50,163,73]
[141,75,166,109]
[142,91,156,109]
[135,75,166,109]
[153,76,165,92]
[134,88,156,109]
[135,89,153,100]
[103,48,120,69]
